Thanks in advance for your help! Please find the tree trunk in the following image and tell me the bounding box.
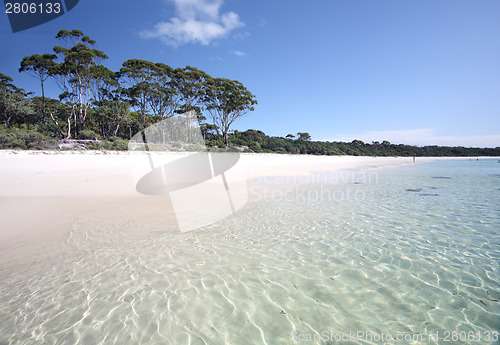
[41,80,46,119]
[67,116,72,139]
[79,109,84,133]
[72,104,78,138]
[49,112,65,138]
[113,124,120,137]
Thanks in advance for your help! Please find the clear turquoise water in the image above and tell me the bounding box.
[1,159,499,344]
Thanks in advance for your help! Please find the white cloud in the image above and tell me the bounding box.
[140,0,244,46]
[231,50,246,57]
[324,129,500,148]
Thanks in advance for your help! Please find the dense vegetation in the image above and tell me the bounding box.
[1,29,256,150]
[228,130,500,156]
[1,29,498,156]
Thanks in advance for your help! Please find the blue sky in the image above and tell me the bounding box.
[1,0,499,147]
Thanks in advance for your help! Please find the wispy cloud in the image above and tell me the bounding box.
[231,50,246,57]
[140,0,244,46]
[324,129,500,148]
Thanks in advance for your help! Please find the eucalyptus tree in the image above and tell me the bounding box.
[147,62,180,121]
[0,72,16,90]
[0,73,33,127]
[173,66,210,143]
[52,29,108,137]
[31,97,71,138]
[90,65,119,107]
[19,53,57,119]
[118,59,158,129]
[297,132,311,141]
[204,78,257,145]
[98,99,130,138]
[89,65,121,136]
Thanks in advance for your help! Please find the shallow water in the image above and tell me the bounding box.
[1,159,499,344]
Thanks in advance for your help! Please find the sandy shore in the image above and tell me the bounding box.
[0,150,478,268]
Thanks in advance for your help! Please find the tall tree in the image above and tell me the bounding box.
[118,59,157,129]
[31,97,71,138]
[90,65,119,107]
[99,99,130,138]
[174,66,209,142]
[52,29,108,136]
[204,78,257,145]
[0,73,33,127]
[148,63,179,120]
[297,132,311,141]
[19,53,57,120]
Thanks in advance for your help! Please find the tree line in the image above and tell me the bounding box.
[1,29,499,156]
[226,130,500,156]
[1,29,257,147]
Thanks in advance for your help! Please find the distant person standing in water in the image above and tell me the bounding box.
[413,156,416,163]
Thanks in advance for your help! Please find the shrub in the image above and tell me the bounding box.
[101,141,112,150]
[226,147,240,153]
[39,139,59,150]
[273,147,287,154]
[88,141,104,150]
[111,139,129,151]
[0,125,58,150]
[79,130,101,140]
[206,138,225,148]
[184,143,204,152]
[248,142,262,153]
[11,138,27,149]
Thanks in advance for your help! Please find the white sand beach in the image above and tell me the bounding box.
[0,151,463,267]
[1,151,499,345]
[0,153,388,261]
[0,150,476,265]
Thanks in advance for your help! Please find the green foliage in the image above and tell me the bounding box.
[86,139,128,151]
[19,54,57,82]
[248,142,262,153]
[184,143,205,152]
[0,125,58,150]
[171,142,182,150]
[52,29,109,136]
[297,132,311,141]
[0,82,34,127]
[204,78,257,144]
[79,129,100,140]
[100,141,112,150]
[220,130,500,157]
[110,139,129,151]
[205,137,226,148]
[87,141,104,150]
[4,28,500,157]
[273,147,288,154]
[19,54,57,120]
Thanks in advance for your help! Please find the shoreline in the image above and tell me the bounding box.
[0,150,497,270]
